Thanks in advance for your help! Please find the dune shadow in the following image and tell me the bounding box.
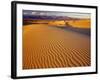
[52,25,91,36]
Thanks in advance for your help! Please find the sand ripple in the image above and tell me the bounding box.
[23,24,90,69]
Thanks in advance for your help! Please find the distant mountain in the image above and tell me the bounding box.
[23,15,80,20]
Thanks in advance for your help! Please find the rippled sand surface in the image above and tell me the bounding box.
[23,24,90,69]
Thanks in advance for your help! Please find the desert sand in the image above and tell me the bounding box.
[23,24,90,69]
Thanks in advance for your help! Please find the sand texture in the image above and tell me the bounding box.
[23,24,90,69]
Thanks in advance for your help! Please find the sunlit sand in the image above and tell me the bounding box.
[23,23,90,69]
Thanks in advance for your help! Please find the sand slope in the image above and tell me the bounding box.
[23,24,90,69]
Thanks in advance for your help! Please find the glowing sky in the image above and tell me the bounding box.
[23,10,91,19]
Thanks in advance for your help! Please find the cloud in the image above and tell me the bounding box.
[23,10,90,19]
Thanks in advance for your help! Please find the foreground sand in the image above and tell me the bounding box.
[23,24,90,69]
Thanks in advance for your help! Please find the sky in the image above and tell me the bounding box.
[23,10,91,19]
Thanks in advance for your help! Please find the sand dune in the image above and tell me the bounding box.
[23,24,90,69]
[23,19,90,28]
[67,19,90,28]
